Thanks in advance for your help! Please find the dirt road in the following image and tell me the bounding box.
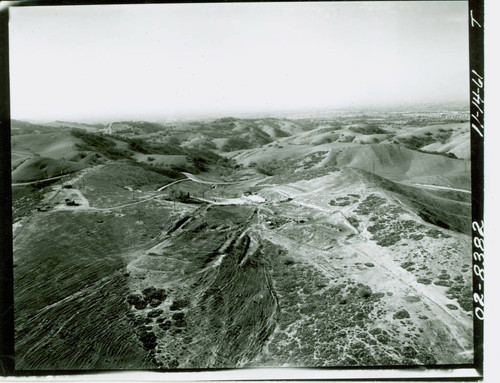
[12,174,70,186]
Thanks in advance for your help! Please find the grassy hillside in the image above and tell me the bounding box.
[11,120,71,135]
[12,131,83,160]
[12,109,472,370]
[12,156,84,182]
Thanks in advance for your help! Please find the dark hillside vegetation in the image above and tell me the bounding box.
[12,110,472,369]
[72,129,132,160]
[360,170,471,234]
[115,121,166,134]
[71,129,225,175]
[14,202,180,369]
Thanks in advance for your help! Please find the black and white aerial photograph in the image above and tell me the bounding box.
[8,0,478,373]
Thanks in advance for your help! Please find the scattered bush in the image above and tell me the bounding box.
[127,294,147,310]
[376,234,401,247]
[434,279,452,287]
[170,299,189,311]
[172,312,185,322]
[402,346,417,358]
[376,334,390,344]
[256,163,277,176]
[143,287,167,300]
[371,292,385,300]
[355,194,386,215]
[346,216,360,228]
[417,353,437,365]
[403,296,421,303]
[357,286,373,299]
[350,125,388,135]
[159,321,172,330]
[72,129,132,160]
[147,309,163,318]
[397,134,435,150]
[401,261,415,270]
[283,257,295,266]
[393,309,410,320]
[138,330,157,350]
[149,298,163,308]
[221,137,254,152]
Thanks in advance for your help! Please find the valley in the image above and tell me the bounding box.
[11,107,473,370]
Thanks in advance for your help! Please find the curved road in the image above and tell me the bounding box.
[12,174,70,187]
[395,181,471,194]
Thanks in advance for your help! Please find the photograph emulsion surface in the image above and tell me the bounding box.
[9,1,474,371]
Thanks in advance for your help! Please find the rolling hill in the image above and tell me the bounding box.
[11,108,473,370]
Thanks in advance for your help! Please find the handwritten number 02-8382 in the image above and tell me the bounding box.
[472,221,484,320]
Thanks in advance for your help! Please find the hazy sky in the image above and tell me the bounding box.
[9,1,469,121]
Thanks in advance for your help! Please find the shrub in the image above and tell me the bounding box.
[256,164,276,176]
[172,312,185,321]
[434,279,452,287]
[221,137,253,152]
[397,134,435,150]
[377,234,400,247]
[72,129,132,160]
[283,258,295,266]
[402,346,417,358]
[170,299,189,311]
[357,286,373,299]
[393,309,410,319]
[129,139,152,154]
[149,298,163,308]
[350,125,388,135]
[417,353,437,365]
[401,261,415,270]
[159,321,172,330]
[457,289,473,312]
[127,294,147,310]
[142,287,167,304]
[376,334,390,344]
[147,309,163,318]
[371,292,385,300]
[138,331,157,350]
[410,233,424,240]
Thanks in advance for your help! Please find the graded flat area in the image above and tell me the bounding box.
[12,111,473,369]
